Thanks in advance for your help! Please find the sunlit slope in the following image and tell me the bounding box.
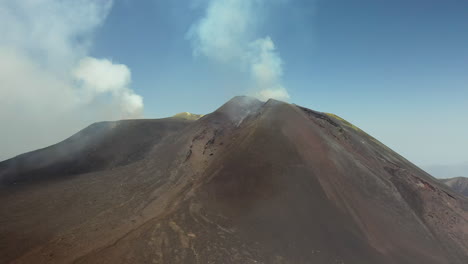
[173,112,204,120]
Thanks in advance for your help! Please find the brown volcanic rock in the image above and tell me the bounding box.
[0,96,467,264]
[441,177,468,197]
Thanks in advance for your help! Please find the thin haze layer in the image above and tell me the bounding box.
[0,0,144,161]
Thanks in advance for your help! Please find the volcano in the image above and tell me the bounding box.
[1,96,467,264]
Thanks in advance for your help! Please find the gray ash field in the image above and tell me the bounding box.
[1,96,467,263]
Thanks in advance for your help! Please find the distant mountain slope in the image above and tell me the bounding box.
[0,96,467,264]
[441,177,468,196]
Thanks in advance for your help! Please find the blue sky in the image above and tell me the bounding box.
[90,0,468,116]
[1,0,467,175]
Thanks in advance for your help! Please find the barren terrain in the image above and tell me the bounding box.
[1,96,467,263]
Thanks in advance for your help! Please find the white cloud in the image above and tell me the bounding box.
[0,0,144,161]
[188,0,290,101]
[119,91,144,117]
[73,57,143,117]
[74,57,132,94]
[188,0,256,62]
[0,0,112,70]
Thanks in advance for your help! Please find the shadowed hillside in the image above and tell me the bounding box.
[441,177,468,197]
[0,118,192,185]
[0,96,467,264]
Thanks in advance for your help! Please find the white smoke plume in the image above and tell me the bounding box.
[73,57,143,117]
[0,0,143,161]
[188,0,290,101]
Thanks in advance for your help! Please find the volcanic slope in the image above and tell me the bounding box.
[441,177,468,197]
[0,118,192,185]
[0,96,467,264]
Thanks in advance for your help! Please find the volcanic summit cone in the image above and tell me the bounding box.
[1,96,467,264]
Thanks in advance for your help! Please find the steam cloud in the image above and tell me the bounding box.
[188,0,290,101]
[0,0,143,161]
[73,57,143,117]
